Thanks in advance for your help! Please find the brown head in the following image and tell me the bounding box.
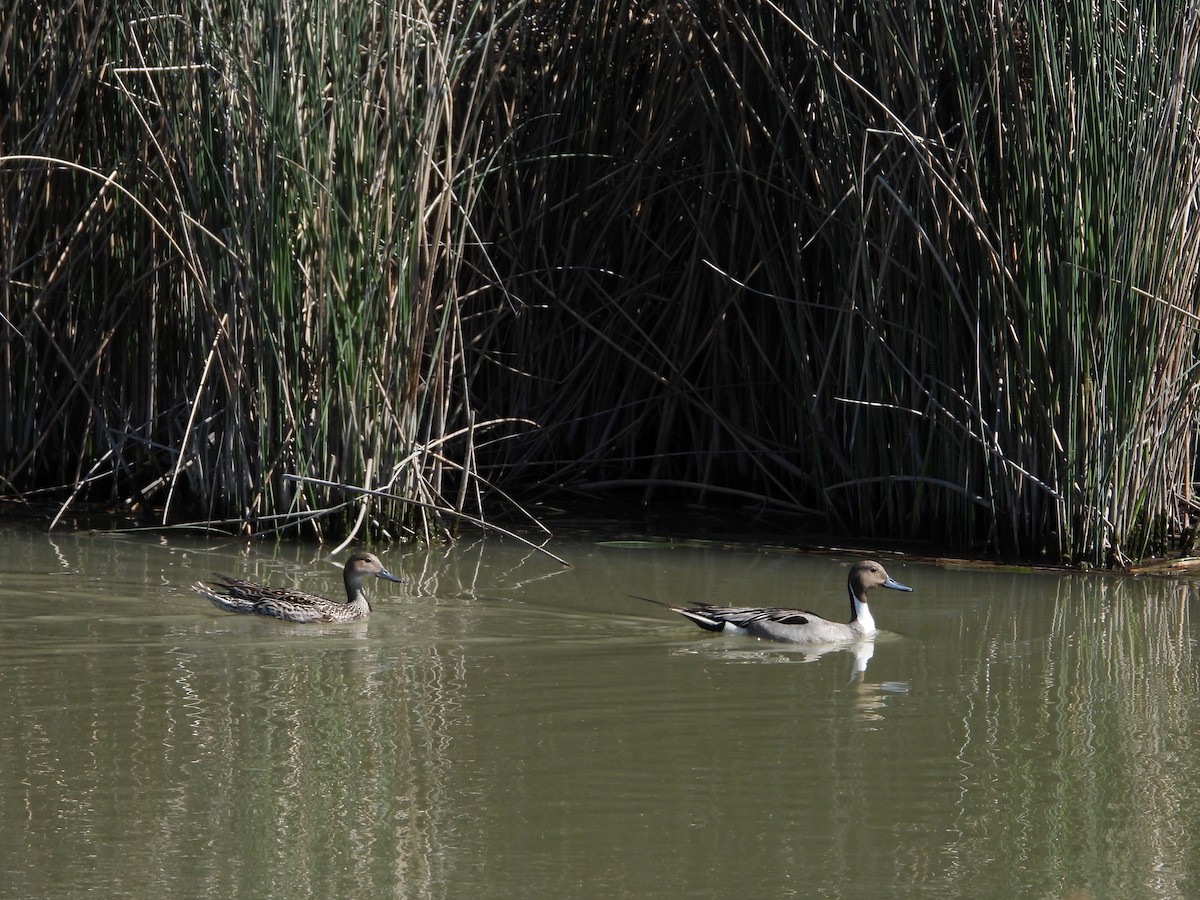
[343,551,404,590]
[848,559,912,604]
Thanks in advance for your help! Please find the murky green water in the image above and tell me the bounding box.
[1,522,1199,898]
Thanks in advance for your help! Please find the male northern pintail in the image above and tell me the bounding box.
[639,559,912,644]
[194,551,403,623]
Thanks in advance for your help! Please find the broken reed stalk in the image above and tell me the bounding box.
[285,474,571,568]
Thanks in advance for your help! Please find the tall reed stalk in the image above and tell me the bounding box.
[3,1,1200,562]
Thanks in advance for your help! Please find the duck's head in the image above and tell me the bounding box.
[849,559,912,601]
[344,551,404,585]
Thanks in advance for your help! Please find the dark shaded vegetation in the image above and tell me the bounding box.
[4,1,1200,564]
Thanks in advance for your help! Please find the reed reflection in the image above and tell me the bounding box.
[949,570,1200,896]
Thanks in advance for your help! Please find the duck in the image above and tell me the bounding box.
[193,550,403,623]
[637,559,912,644]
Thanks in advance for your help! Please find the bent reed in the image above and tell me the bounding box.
[3,2,1200,564]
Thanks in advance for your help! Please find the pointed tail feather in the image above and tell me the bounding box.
[629,594,728,633]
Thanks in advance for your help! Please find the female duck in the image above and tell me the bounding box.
[643,559,912,644]
[194,551,403,623]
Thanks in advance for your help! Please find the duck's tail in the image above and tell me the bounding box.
[629,594,727,633]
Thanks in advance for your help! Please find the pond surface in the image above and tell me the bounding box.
[1,522,1199,898]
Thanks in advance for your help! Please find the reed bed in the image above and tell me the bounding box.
[463,1,1200,563]
[2,1,513,543]
[3,1,1200,563]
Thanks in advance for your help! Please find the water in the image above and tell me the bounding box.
[1,522,1199,898]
